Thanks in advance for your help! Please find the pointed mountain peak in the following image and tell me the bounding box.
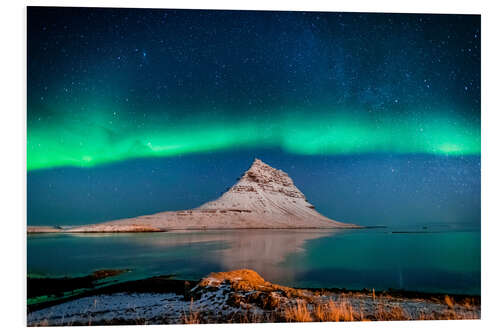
[241,158,294,188]
[197,158,308,212]
[248,158,272,172]
[252,157,266,165]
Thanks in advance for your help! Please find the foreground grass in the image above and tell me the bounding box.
[29,293,480,326]
[178,295,479,324]
[28,269,480,326]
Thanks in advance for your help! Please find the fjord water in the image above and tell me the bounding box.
[27,226,480,295]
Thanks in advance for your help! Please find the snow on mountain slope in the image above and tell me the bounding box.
[68,159,358,232]
[198,159,339,222]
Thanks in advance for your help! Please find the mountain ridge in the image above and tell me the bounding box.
[30,159,359,232]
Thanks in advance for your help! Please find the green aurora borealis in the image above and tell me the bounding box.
[28,108,480,171]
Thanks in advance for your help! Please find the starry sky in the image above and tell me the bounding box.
[27,7,480,227]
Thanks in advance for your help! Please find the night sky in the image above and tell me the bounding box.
[27,7,480,227]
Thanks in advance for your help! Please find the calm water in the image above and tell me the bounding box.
[27,226,480,295]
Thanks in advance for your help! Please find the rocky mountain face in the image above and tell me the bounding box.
[199,158,311,211]
[61,159,358,232]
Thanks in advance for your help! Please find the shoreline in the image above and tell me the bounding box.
[28,269,480,325]
[27,225,369,234]
[28,275,481,311]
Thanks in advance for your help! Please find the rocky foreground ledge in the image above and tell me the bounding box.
[28,269,480,326]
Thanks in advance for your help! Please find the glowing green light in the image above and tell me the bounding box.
[27,106,480,171]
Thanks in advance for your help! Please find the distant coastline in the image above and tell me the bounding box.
[27,225,363,234]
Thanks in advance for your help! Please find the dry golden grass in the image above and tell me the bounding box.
[284,298,358,322]
[279,296,480,323]
[373,304,409,321]
[181,300,201,324]
[279,296,478,323]
[444,295,454,309]
[461,297,475,310]
[318,299,356,322]
[182,311,201,324]
[284,302,313,322]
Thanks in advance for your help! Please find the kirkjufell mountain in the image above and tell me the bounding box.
[40,159,358,232]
